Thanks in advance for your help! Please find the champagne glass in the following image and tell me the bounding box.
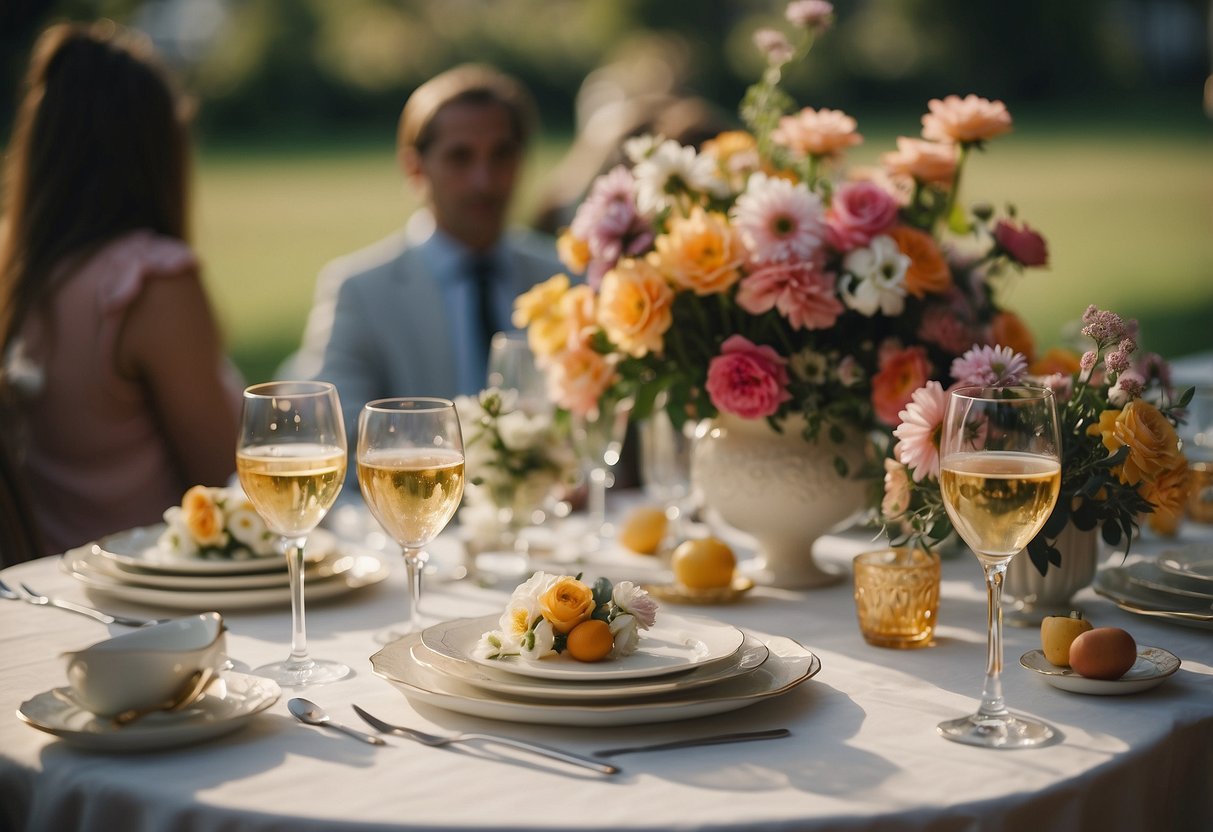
[572,395,634,548]
[487,331,549,414]
[937,385,1061,748]
[639,397,699,546]
[236,381,349,686]
[358,397,465,637]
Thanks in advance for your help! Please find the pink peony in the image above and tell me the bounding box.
[826,181,900,251]
[736,262,845,331]
[705,335,792,420]
[993,219,1048,267]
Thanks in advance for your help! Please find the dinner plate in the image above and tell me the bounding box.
[408,632,770,702]
[1019,646,1181,695]
[1156,543,1213,583]
[93,525,334,576]
[372,632,819,727]
[17,671,280,751]
[424,613,745,682]
[71,546,354,591]
[1122,560,1213,601]
[1092,567,1213,630]
[61,547,389,611]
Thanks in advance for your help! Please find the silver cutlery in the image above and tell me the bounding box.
[352,704,618,776]
[592,728,791,758]
[289,698,387,746]
[0,578,165,627]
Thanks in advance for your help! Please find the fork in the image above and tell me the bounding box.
[352,704,618,776]
[0,578,165,627]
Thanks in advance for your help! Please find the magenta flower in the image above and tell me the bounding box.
[736,262,844,331]
[893,381,948,482]
[705,335,792,419]
[950,344,1028,387]
[825,181,899,251]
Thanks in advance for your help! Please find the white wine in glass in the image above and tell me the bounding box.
[937,385,1061,748]
[237,381,349,687]
[358,398,464,638]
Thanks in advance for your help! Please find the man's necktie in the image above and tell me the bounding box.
[470,254,498,360]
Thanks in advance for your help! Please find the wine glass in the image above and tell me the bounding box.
[487,331,549,413]
[358,397,465,637]
[638,399,699,546]
[571,395,634,548]
[937,385,1062,748]
[236,381,349,686]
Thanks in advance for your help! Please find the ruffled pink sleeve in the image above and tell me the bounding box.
[97,230,199,314]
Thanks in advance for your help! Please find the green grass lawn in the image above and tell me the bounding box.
[194,108,1213,385]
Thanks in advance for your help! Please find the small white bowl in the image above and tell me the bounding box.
[64,612,227,718]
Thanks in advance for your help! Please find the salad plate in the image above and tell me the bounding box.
[1122,560,1213,601]
[372,632,819,727]
[1156,543,1213,584]
[1092,567,1213,630]
[408,632,769,701]
[92,525,334,576]
[423,613,745,682]
[1019,646,1180,695]
[17,671,280,751]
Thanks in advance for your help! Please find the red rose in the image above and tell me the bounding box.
[994,219,1049,267]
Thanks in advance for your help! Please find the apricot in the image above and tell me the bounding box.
[618,506,668,555]
[565,619,613,662]
[671,537,735,589]
[1040,612,1094,667]
[1069,627,1137,680]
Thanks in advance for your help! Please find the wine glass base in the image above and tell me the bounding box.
[937,712,1054,748]
[253,658,350,688]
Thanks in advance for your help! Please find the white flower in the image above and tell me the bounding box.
[609,614,640,658]
[623,133,663,165]
[158,506,198,557]
[473,630,518,660]
[519,618,556,662]
[633,139,728,216]
[226,506,273,554]
[841,235,909,316]
[611,581,658,629]
[496,410,547,451]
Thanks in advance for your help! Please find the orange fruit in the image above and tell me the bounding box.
[619,506,668,554]
[565,619,614,662]
[671,537,735,589]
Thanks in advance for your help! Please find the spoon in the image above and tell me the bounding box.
[288,698,386,746]
[112,668,216,727]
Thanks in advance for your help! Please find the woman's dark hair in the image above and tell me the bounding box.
[0,20,190,351]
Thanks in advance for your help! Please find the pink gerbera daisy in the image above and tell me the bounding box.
[893,381,947,482]
[950,344,1027,387]
[730,174,827,266]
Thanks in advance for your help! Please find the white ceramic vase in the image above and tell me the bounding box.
[1004,524,1099,627]
[691,413,869,588]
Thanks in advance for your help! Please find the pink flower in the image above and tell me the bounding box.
[950,344,1028,387]
[736,262,844,331]
[993,219,1048,267]
[921,95,1012,144]
[880,137,957,187]
[871,345,931,427]
[826,181,900,251]
[893,381,948,482]
[772,107,862,159]
[730,174,827,265]
[546,345,617,417]
[753,28,794,66]
[786,0,834,32]
[705,335,792,420]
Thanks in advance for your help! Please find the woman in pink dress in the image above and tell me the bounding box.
[0,22,242,557]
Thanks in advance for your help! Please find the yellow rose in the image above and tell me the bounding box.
[597,258,674,358]
[540,577,596,634]
[557,231,590,274]
[650,207,744,296]
[1089,399,1182,486]
[1143,456,1190,536]
[513,274,571,360]
[181,485,225,546]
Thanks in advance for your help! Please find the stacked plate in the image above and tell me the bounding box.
[370,613,821,727]
[60,524,389,611]
[1093,542,1213,630]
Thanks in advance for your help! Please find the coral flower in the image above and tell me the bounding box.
[880,137,957,187]
[892,380,948,482]
[651,207,745,296]
[597,258,674,358]
[546,345,616,417]
[885,225,950,298]
[1028,347,1082,377]
[772,107,863,158]
[988,311,1036,363]
[921,95,1012,144]
[736,262,844,331]
[872,345,931,427]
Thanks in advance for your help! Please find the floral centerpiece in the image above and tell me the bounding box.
[511,1,1048,479]
[159,485,277,561]
[476,572,659,663]
[882,306,1191,575]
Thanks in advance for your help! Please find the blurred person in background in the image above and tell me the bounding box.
[296,63,560,446]
[0,21,242,558]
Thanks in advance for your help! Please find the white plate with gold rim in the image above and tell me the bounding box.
[1092,567,1213,630]
[73,545,347,591]
[409,632,769,701]
[422,613,745,682]
[92,524,334,576]
[17,671,280,751]
[372,632,819,727]
[1019,646,1181,695]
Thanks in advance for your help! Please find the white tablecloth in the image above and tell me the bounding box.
[2,507,1212,832]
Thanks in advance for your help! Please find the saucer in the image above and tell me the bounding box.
[642,576,755,605]
[1019,646,1181,695]
[17,671,280,751]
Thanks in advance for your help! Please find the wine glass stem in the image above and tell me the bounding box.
[285,535,312,669]
[403,546,427,631]
[978,561,1009,718]
[588,465,607,533]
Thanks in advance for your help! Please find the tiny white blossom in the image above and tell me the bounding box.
[623,133,663,165]
[226,506,272,553]
[519,618,556,662]
[158,506,198,557]
[608,614,640,658]
[473,630,518,660]
[611,581,659,629]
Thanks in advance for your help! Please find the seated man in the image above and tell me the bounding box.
[301,64,560,445]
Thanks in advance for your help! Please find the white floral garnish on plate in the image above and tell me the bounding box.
[159,486,277,561]
[475,572,659,663]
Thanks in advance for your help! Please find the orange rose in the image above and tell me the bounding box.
[886,226,950,298]
[1028,347,1081,377]
[1143,457,1190,536]
[1088,399,1182,486]
[650,207,744,296]
[988,311,1036,363]
[181,485,225,546]
[540,576,596,634]
[597,258,674,358]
